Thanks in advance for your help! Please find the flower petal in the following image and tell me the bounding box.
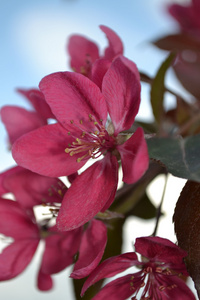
[37,270,53,291]
[117,127,149,184]
[100,25,123,60]
[102,56,141,134]
[71,219,107,279]
[39,225,82,275]
[0,239,39,280]
[56,153,118,231]
[81,253,138,296]
[39,71,108,131]
[92,274,138,300]
[157,274,196,300]
[17,88,55,120]
[67,34,99,75]
[91,58,111,89]
[0,198,39,239]
[12,123,86,177]
[135,236,188,266]
[0,166,22,196]
[2,167,67,208]
[1,106,46,145]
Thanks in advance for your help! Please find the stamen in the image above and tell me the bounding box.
[65,115,116,163]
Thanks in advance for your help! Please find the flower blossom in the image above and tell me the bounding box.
[81,236,196,300]
[0,197,82,291]
[12,55,149,230]
[68,24,123,84]
[0,166,107,289]
[168,0,200,37]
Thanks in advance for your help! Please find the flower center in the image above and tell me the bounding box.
[65,114,116,162]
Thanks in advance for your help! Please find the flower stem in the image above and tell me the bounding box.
[152,174,168,236]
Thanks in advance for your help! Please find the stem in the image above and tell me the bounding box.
[152,174,168,236]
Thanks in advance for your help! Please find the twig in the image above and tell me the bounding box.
[152,174,168,236]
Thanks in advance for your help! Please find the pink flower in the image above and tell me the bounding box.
[68,25,123,79]
[0,166,107,284]
[168,0,200,37]
[12,55,149,230]
[0,197,82,291]
[1,88,54,146]
[81,236,196,300]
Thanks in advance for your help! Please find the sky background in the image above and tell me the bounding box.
[0,0,197,299]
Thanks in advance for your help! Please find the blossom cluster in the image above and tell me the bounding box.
[0,5,197,299]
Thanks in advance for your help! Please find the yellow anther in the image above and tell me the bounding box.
[76,138,81,144]
[65,148,70,153]
[77,154,87,162]
[80,120,83,124]
[68,132,71,135]
[70,120,74,124]
[58,189,63,196]
[81,132,86,137]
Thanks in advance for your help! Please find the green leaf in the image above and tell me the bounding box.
[147,134,200,182]
[150,52,176,124]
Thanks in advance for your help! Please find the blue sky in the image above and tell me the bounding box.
[1,1,195,299]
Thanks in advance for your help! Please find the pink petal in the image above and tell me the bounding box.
[3,167,67,208]
[56,154,118,231]
[17,88,55,120]
[81,253,138,296]
[67,34,99,75]
[92,274,137,300]
[1,106,46,145]
[12,123,86,177]
[0,239,39,280]
[39,71,108,132]
[71,219,107,279]
[0,198,39,239]
[40,225,82,274]
[91,58,111,89]
[37,270,53,291]
[68,172,78,183]
[157,274,196,300]
[102,56,141,134]
[135,236,188,266]
[168,2,200,34]
[0,166,23,196]
[117,127,149,184]
[100,25,123,61]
